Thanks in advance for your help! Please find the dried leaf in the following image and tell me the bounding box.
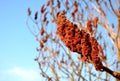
[27,8,31,16]
[41,5,46,13]
[40,27,44,35]
[57,0,60,8]
[34,11,38,20]
[74,1,78,7]
[40,41,44,48]
[93,17,99,27]
[46,0,50,6]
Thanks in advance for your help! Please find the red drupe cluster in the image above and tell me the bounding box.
[56,12,104,71]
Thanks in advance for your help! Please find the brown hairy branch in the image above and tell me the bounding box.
[103,66,120,80]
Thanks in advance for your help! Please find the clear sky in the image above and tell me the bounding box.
[0,0,45,81]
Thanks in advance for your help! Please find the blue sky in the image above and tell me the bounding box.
[0,0,45,81]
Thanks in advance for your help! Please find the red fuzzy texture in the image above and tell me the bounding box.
[56,12,104,71]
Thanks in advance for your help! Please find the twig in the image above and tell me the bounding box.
[90,1,117,40]
[108,0,118,17]
[103,66,120,80]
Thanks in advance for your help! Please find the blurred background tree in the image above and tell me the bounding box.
[26,0,120,81]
